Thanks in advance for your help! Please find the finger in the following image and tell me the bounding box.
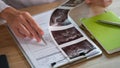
[11,26,26,38]
[23,12,43,42]
[17,23,31,38]
[18,14,35,39]
[23,12,44,35]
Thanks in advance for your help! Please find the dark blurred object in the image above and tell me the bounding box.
[0,55,9,68]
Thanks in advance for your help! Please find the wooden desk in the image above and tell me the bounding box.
[0,0,120,68]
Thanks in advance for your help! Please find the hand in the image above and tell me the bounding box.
[85,0,112,8]
[0,7,44,42]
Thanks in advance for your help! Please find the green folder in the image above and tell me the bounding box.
[80,11,120,54]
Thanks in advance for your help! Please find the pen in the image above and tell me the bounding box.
[38,34,47,45]
[36,31,47,45]
[27,21,47,45]
[97,20,120,26]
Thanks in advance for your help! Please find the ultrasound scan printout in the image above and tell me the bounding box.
[50,9,71,26]
[51,27,83,45]
[49,0,101,62]
[62,0,84,7]
[62,40,95,59]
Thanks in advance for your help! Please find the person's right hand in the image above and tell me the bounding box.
[85,0,112,8]
[0,7,44,42]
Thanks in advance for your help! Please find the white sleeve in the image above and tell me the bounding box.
[0,1,10,25]
[0,0,10,13]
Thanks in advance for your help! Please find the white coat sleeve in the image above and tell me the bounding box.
[0,0,10,12]
[0,0,10,25]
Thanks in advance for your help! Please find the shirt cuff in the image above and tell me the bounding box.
[0,1,10,13]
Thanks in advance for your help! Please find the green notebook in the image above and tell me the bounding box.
[80,11,120,54]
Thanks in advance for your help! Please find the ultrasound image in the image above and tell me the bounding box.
[62,0,84,7]
[50,9,71,26]
[52,27,83,45]
[62,40,95,59]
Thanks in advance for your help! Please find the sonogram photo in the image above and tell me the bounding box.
[52,27,83,45]
[50,9,71,26]
[62,40,95,59]
[62,0,84,7]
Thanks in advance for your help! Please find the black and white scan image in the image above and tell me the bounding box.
[48,0,102,64]
[51,27,83,45]
[62,0,84,7]
[62,40,95,59]
[50,9,71,26]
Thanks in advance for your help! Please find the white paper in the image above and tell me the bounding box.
[15,10,69,68]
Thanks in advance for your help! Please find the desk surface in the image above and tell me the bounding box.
[0,0,120,68]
